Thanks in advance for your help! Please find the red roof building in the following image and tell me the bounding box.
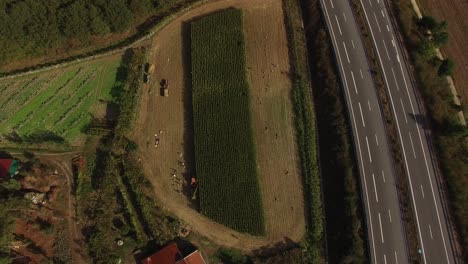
[141,243,206,264]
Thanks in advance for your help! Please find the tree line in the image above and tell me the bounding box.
[0,0,175,64]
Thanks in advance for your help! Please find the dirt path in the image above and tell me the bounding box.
[132,0,305,251]
[42,156,85,264]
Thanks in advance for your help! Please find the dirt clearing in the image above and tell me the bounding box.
[132,0,305,250]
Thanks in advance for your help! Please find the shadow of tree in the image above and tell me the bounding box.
[4,130,66,144]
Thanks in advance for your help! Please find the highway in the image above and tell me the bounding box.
[357,0,458,263]
[319,0,410,263]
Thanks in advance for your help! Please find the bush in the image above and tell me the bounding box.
[217,248,252,264]
[438,58,455,76]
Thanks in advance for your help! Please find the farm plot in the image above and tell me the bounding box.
[190,9,265,235]
[0,57,121,144]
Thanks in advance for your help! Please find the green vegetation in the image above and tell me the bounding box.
[77,49,178,263]
[391,1,468,260]
[0,0,178,66]
[301,0,367,261]
[190,9,265,235]
[438,58,455,77]
[415,16,456,76]
[283,0,323,261]
[0,58,122,144]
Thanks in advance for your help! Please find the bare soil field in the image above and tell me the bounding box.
[132,0,305,250]
[417,0,468,101]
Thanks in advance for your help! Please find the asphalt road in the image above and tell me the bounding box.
[319,0,410,263]
[357,0,458,263]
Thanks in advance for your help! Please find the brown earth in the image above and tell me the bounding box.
[10,154,84,264]
[131,0,305,251]
[417,0,468,101]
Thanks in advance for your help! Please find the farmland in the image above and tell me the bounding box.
[190,9,265,235]
[0,57,121,144]
[131,0,306,250]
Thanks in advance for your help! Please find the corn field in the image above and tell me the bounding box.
[190,9,265,235]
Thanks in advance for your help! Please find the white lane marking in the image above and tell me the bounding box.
[396,43,452,264]
[377,0,380,3]
[360,69,364,79]
[392,38,396,47]
[386,24,390,32]
[375,134,379,146]
[391,67,400,91]
[409,131,417,158]
[373,12,382,32]
[323,4,377,262]
[358,2,429,261]
[400,98,408,123]
[330,0,334,8]
[421,184,425,199]
[335,15,342,35]
[368,0,372,6]
[358,102,366,127]
[384,254,387,264]
[388,209,392,223]
[395,251,399,264]
[372,173,379,202]
[343,12,347,22]
[351,71,358,94]
[382,39,391,60]
[429,224,433,239]
[368,100,372,111]
[378,212,384,243]
[381,10,385,18]
[366,136,372,163]
[396,54,400,63]
[382,170,386,183]
[343,42,350,63]
[351,39,355,49]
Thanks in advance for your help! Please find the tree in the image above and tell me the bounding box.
[88,4,111,36]
[418,39,437,58]
[433,31,449,47]
[438,58,455,76]
[418,16,438,31]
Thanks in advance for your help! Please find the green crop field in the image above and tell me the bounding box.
[0,58,122,143]
[190,9,265,235]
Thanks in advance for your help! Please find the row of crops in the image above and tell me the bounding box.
[190,9,265,235]
[0,58,121,143]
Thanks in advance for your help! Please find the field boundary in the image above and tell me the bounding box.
[283,0,324,261]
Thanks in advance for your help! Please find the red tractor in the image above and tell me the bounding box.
[190,176,198,200]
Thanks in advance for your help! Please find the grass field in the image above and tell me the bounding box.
[0,58,122,143]
[190,9,265,235]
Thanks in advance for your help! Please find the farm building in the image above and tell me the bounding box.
[141,242,206,264]
[0,158,19,178]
